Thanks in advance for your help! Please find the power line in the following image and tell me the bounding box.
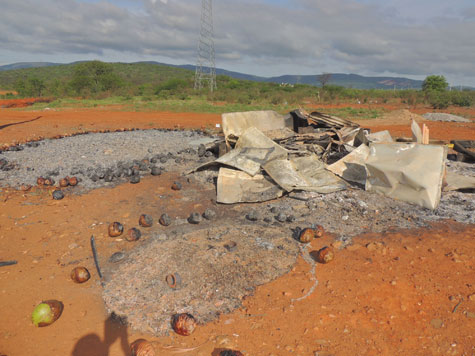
[194,0,217,92]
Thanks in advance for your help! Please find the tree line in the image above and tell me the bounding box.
[6,61,474,109]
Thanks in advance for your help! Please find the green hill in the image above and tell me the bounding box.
[0,62,194,91]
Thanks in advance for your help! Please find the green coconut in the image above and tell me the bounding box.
[32,300,64,327]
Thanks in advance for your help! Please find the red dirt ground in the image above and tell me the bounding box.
[0,105,474,356]
[0,97,51,108]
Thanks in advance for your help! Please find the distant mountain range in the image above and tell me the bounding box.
[0,60,436,90]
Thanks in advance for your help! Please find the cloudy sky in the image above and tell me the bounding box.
[1,0,474,86]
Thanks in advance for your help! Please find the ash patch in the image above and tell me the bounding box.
[102,226,298,335]
[0,129,217,191]
[422,113,471,123]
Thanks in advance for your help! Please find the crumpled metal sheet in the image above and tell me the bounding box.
[367,130,393,143]
[215,127,288,176]
[263,154,347,193]
[327,144,370,185]
[222,110,292,143]
[216,167,284,204]
[189,126,288,176]
[444,171,475,191]
[365,143,447,209]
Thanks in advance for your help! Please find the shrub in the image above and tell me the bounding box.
[428,91,450,109]
[450,92,473,107]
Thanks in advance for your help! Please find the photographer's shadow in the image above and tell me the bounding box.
[72,314,129,356]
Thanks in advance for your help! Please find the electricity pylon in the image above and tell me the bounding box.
[194,0,217,92]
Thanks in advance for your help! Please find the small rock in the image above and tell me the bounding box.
[109,252,125,263]
[224,241,237,252]
[20,184,32,191]
[202,208,216,220]
[171,181,182,190]
[275,213,287,222]
[306,200,317,210]
[346,243,361,251]
[468,293,475,301]
[138,162,148,171]
[159,213,172,226]
[188,212,202,224]
[130,175,140,184]
[286,215,296,223]
[246,210,260,221]
[151,166,162,176]
[331,240,344,249]
[430,318,443,329]
[366,242,383,251]
[197,144,206,157]
[52,190,64,200]
[219,350,244,356]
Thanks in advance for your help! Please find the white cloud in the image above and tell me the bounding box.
[0,0,474,85]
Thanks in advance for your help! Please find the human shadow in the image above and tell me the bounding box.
[71,314,130,356]
[0,116,41,130]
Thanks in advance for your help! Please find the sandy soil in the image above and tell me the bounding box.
[0,105,474,356]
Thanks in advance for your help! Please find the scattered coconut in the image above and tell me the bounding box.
[31,300,64,327]
[126,228,142,242]
[108,222,124,237]
[70,267,91,283]
[130,339,155,356]
[315,246,334,264]
[159,213,172,226]
[171,313,196,336]
[139,214,153,228]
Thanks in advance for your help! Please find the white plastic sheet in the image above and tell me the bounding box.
[365,143,447,209]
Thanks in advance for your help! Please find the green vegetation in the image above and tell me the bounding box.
[422,75,448,92]
[0,63,473,114]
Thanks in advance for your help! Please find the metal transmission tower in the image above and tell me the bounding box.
[194,0,217,91]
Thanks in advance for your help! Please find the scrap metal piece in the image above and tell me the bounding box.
[411,120,423,143]
[298,109,359,129]
[0,260,17,267]
[217,167,284,204]
[191,127,288,176]
[327,144,370,185]
[444,172,475,191]
[222,110,292,143]
[263,154,347,193]
[365,143,447,210]
[452,140,475,162]
[367,130,393,143]
[90,235,103,280]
